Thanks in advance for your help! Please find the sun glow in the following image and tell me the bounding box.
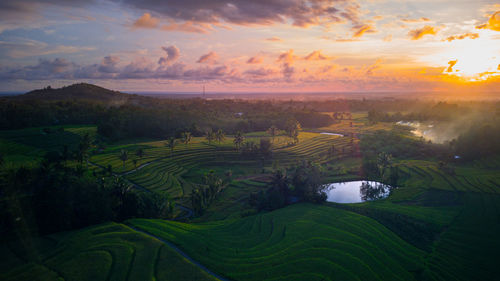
[421,32,500,82]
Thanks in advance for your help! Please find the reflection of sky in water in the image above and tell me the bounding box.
[326,181,393,203]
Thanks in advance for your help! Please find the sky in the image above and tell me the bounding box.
[0,0,499,94]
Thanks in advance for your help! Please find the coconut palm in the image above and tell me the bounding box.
[165,137,176,157]
[119,149,128,168]
[77,133,92,166]
[285,119,301,143]
[181,132,192,147]
[233,131,245,151]
[205,129,215,144]
[215,129,225,144]
[267,125,279,143]
[377,152,393,179]
[135,148,144,159]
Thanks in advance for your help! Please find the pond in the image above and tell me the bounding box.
[320,132,344,137]
[325,181,395,203]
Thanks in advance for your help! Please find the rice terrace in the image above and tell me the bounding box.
[1,1,500,281]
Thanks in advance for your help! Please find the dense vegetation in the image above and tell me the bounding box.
[1,84,500,281]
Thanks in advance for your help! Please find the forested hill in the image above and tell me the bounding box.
[13,83,134,103]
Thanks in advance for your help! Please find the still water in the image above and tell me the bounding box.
[325,181,394,203]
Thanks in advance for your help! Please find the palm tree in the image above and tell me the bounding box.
[135,148,144,159]
[267,125,279,143]
[377,152,393,179]
[233,131,245,151]
[285,119,301,144]
[61,145,69,165]
[133,159,138,171]
[215,129,225,144]
[165,137,176,157]
[78,133,92,167]
[119,149,128,168]
[328,144,335,158]
[205,129,215,144]
[182,132,192,147]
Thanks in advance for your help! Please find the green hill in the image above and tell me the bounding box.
[0,223,218,281]
[130,203,427,281]
[13,83,132,103]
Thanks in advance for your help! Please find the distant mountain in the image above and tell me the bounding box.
[13,83,134,103]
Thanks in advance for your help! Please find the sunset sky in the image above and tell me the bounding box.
[0,0,499,93]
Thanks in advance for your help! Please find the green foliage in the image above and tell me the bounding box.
[454,121,500,161]
[130,204,426,281]
[360,129,446,160]
[0,223,217,281]
[0,160,174,240]
[233,131,244,150]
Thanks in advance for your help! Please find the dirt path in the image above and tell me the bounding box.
[128,226,230,281]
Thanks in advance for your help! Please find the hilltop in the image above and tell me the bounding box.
[12,83,134,103]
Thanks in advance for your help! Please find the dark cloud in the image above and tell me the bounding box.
[183,65,228,80]
[98,56,120,73]
[244,67,277,77]
[0,58,76,80]
[196,51,218,64]
[119,0,356,30]
[0,1,93,19]
[158,45,180,66]
[246,56,263,64]
[281,63,295,80]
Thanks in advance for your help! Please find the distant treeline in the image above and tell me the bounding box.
[0,97,334,140]
[367,102,471,123]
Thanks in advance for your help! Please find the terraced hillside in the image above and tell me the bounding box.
[0,125,96,168]
[89,131,356,200]
[130,203,427,281]
[0,223,218,281]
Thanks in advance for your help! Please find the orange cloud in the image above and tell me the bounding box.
[304,50,329,60]
[266,37,283,42]
[247,56,263,64]
[197,51,218,64]
[277,50,297,64]
[446,60,457,73]
[161,20,211,33]
[133,13,160,28]
[476,11,500,31]
[444,32,479,42]
[352,24,376,38]
[366,59,382,75]
[401,17,430,23]
[408,25,438,40]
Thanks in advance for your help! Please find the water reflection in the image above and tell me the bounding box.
[325,181,395,203]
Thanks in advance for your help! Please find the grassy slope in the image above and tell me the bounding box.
[0,223,218,281]
[0,125,96,169]
[129,203,426,281]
